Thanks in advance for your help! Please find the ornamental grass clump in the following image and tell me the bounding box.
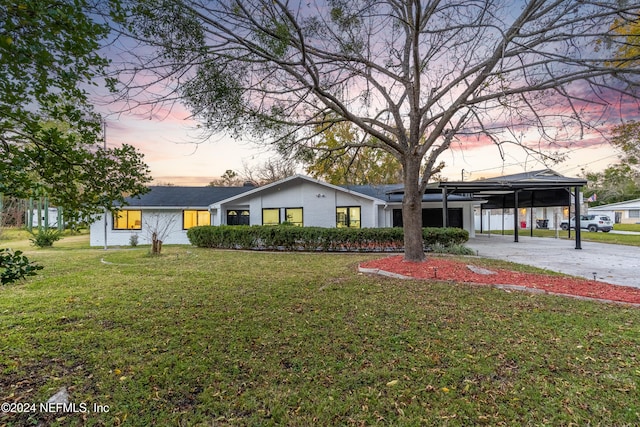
[29,229,61,248]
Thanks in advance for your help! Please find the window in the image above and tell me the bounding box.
[113,210,142,230]
[262,208,303,226]
[630,210,640,218]
[227,210,250,225]
[262,208,280,225]
[285,208,303,226]
[336,207,361,228]
[183,210,210,229]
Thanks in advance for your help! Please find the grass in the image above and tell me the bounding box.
[1,233,640,426]
[479,226,640,246]
[615,223,640,232]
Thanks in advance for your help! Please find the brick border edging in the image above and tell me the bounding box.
[358,265,640,308]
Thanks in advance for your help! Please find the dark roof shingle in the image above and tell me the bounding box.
[121,186,253,208]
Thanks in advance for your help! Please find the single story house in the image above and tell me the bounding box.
[89,174,478,247]
[588,198,640,224]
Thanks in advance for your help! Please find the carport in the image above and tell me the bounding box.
[438,169,588,249]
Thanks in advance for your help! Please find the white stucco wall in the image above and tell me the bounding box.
[89,209,205,247]
[220,180,380,228]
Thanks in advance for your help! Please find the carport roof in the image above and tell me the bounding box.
[439,169,586,193]
[438,169,586,209]
[341,184,475,203]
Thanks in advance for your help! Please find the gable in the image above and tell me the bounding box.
[212,175,384,207]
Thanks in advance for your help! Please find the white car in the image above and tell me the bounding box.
[560,215,613,232]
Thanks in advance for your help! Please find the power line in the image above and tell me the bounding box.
[458,143,621,178]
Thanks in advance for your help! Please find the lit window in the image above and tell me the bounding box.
[285,208,303,226]
[336,206,361,228]
[262,208,280,225]
[183,210,211,229]
[113,210,142,230]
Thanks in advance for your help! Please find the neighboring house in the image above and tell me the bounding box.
[89,175,479,247]
[26,207,63,230]
[588,198,640,224]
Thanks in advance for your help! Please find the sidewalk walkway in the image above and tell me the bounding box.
[466,234,640,289]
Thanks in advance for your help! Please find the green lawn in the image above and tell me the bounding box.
[1,234,639,426]
[614,223,640,232]
[478,225,640,246]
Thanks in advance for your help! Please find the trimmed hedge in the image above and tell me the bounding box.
[187,225,468,252]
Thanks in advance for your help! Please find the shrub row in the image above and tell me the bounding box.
[187,225,468,252]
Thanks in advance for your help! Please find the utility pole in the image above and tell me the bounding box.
[103,119,108,250]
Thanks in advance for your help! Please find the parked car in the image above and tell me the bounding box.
[560,215,613,232]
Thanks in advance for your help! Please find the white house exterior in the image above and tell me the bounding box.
[588,198,640,224]
[89,175,479,247]
[89,186,252,247]
[211,175,385,228]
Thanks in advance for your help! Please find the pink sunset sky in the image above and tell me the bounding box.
[89,0,640,187]
[99,100,629,186]
[93,3,639,186]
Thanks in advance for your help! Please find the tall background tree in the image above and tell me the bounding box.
[110,0,639,261]
[301,121,404,185]
[0,0,151,225]
[583,121,640,206]
[583,11,640,206]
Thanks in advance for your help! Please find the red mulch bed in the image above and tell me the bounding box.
[359,255,640,305]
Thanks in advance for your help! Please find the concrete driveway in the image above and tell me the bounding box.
[466,234,640,289]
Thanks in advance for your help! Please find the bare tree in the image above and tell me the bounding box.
[144,212,178,254]
[241,157,298,186]
[109,0,640,261]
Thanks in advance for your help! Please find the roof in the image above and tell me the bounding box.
[589,198,640,210]
[341,184,475,203]
[439,169,587,192]
[438,169,586,209]
[121,186,254,208]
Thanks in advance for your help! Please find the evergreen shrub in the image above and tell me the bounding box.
[0,248,44,285]
[187,225,468,252]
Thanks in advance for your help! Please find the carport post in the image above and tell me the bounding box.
[514,190,519,243]
[529,197,534,237]
[574,186,582,250]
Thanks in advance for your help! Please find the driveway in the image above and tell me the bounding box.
[466,234,640,289]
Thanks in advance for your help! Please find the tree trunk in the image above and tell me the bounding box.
[151,232,162,254]
[402,157,425,262]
